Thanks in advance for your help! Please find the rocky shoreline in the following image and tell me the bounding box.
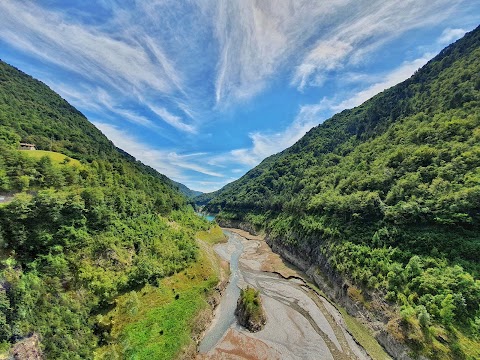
[216,219,424,360]
[182,239,229,359]
[198,226,372,360]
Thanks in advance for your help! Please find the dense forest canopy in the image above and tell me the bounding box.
[200,26,480,359]
[0,59,214,358]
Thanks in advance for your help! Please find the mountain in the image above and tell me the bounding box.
[0,60,219,359]
[201,26,480,358]
[171,180,203,198]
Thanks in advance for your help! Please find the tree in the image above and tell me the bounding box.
[440,294,456,325]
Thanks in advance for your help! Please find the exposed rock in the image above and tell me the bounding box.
[235,286,266,332]
[10,333,42,360]
[216,219,259,236]
[218,221,427,359]
[266,233,429,360]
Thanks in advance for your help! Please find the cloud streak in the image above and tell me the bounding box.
[438,28,467,45]
[0,2,181,95]
[292,0,463,90]
[147,105,196,134]
[332,54,433,112]
[93,122,225,191]
[0,0,469,110]
[212,113,318,168]
[0,0,477,191]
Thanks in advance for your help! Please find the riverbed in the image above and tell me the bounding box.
[197,229,371,360]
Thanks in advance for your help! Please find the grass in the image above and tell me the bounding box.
[94,232,221,360]
[19,150,82,167]
[238,287,264,321]
[339,307,392,360]
[456,328,480,360]
[196,225,227,245]
[0,342,9,360]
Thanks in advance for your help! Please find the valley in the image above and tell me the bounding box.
[200,26,480,359]
[0,5,478,359]
[198,229,388,360]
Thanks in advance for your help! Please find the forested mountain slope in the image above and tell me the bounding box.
[0,60,217,359]
[201,26,480,358]
[172,180,202,198]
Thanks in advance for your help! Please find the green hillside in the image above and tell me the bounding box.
[201,26,480,358]
[0,60,219,359]
[171,180,203,199]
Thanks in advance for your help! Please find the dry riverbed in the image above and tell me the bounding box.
[197,229,372,360]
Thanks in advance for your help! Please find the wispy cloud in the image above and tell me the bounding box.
[291,0,462,90]
[147,105,196,134]
[331,53,433,112]
[93,122,224,191]
[1,0,476,192]
[213,0,351,105]
[53,81,196,137]
[93,122,181,178]
[214,113,318,168]
[212,53,423,177]
[0,2,181,95]
[321,26,463,113]
[0,0,468,109]
[438,28,467,45]
[293,40,353,90]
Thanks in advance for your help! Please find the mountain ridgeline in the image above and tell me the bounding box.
[200,27,480,358]
[0,59,217,358]
[172,180,203,198]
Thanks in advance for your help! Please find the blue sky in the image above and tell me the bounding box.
[0,1,479,192]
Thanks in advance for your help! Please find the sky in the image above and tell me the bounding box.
[0,1,479,192]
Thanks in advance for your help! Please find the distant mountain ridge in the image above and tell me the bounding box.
[200,26,480,359]
[171,180,203,198]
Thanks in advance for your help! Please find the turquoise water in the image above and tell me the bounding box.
[204,215,215,222]
[196,212,215,222]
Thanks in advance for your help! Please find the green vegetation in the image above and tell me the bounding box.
[339,307,392,360]
[235,286,266,332]
[95,244,220,359]
[0,59,219,359]
[196,225,227,245]
[201,26,480,358]
[19,149,82,167]
[171,180,203,199]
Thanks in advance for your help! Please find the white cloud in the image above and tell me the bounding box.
[93,122,225,186]
[213,0,351,105]
[293,40,353,90]
[331,54,433,112]
[226,114,318,167]
[219,47,439,176]
[94,122,181,178]
[1,0,475,193]
[147,105,196,134]
[52,81,196,136]
[167,153,224,178]
[181,179,233,194]
[438,28,467,45]
[0,0,468,110]
[292,0,462,90]
[0,2,181,96]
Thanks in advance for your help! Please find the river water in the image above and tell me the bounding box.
[198,231,244,352]
[197,229,371,360]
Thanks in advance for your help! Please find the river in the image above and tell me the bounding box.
[197,229,371,360]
